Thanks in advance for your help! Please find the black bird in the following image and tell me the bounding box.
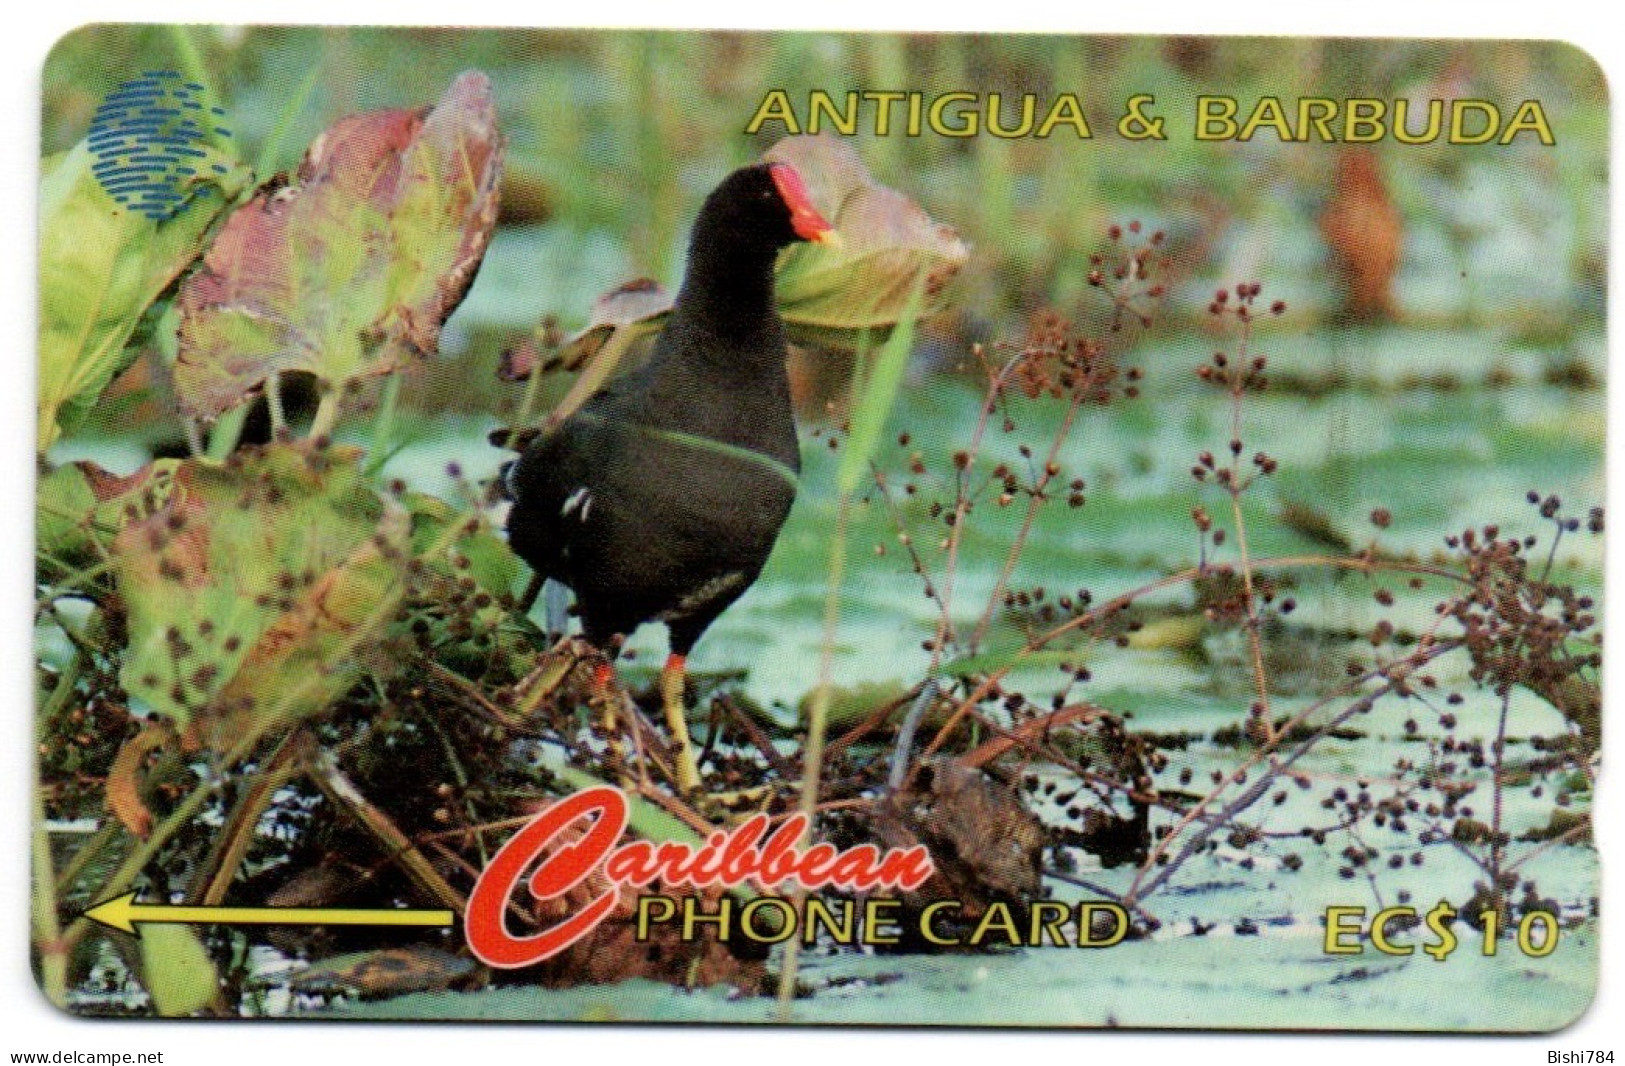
[506,162,835,792]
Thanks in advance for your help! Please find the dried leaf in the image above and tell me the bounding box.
[289,947,477,1000]
[173,72,503,421]
[105,722,174,839]
[553,278,671,372]
[542,282,672,432]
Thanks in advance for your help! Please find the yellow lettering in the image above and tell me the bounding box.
[929,92,979,137]
[740,898,796,944]
[808,90,858,136]
[1238,96,1294,141]
[1324,906,1366,954]
[1027,900,1071,946]
[864,899,902,945]
[1517,911,1559,958]
[681,896,732,940]
[987,92,1037,138]
[1499,100,1556,145]
[743,90,800,135]
[1392,98,1444,144]
[1195,96,1239,141]
[919,901,962,946]
[863,91,907,136]
[1297,98,1338,142]
[1370,907,1416,956]
[1344,99,1386,143]
[805,897,857,944]
[1036,94,1092,139]
[1076,903,1128,948]
[968,901,1022,946]
[635,896,676,941]
[1449,100,1500,144]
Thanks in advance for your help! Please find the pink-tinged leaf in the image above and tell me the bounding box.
[173,72,503,421]
[766,135,969,348]
[559,278,672,371]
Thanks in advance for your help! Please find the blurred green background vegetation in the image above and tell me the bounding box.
[42,25,1607,698]
[43,26,1606,350]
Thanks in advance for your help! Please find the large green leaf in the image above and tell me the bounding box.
[766,135,968,348]
[535,135,964,429]
[37,141,249,453]
[172,72,502,422]
[111,442,408,743]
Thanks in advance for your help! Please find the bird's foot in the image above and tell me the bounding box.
[701,783,784,820]
[661,654,706,798]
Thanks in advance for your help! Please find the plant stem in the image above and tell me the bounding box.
[919,554,1461,766]
[33,654,87,1005]
[254,61,323,176]
[193,732,308,906]
[307,392,341,441]
[1225,317,1272,741]
[32,786,69,1007]
[775,488,852,1019]
[931,352,1022,667]
[58,766,220,959]
[888,680,939,791]
[1125,631,1458,909]
[266,373,288,436]
[1489,688,1512,904]
[184,417,207,459]
[365,374,402,475]
[205,406,249,460]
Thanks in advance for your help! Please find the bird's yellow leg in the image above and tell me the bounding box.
[662,653,703,795]
[589,659,636,787]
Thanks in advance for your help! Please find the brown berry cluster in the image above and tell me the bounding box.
[1087,221,1167,333]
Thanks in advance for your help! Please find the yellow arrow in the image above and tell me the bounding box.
[83,892,456,936]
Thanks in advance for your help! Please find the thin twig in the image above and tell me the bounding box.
[970,386,1087,652]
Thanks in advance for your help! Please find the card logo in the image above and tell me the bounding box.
[88,70,233,219]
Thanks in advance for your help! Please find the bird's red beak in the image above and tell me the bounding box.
[769,163,836,244]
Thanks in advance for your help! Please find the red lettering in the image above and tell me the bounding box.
[464,789,937,968]
[879,847,935,891]
[465,787,627,968]
[687,830,729,882]
[719,816,769,883]
[757,815,808,888]
[604,839,658,886]
[654,841,697,883]
[830,845,883,890]
[797,842,839,888]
